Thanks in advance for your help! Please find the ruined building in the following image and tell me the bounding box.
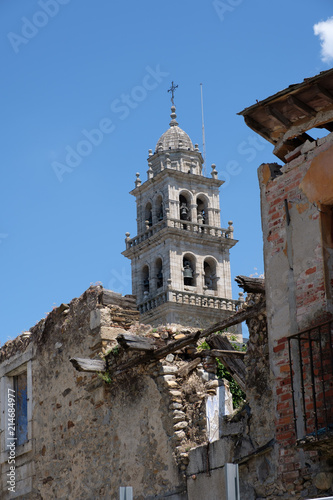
[1,69,333,500]
[122,103,241,330]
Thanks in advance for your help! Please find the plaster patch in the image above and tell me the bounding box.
[300,145,333,204]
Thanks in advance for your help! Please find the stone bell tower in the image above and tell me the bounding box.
[122,100,241,330]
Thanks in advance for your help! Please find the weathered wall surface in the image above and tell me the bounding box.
[0,287,189,499]
[257,133,333,498]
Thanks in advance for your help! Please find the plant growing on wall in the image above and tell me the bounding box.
[198,338,246,408]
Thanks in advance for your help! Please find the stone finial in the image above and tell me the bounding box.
[167,278,172,289]
[228,221,234,238]
[125,232,131,249]
[135,172,141,187]
[158,142,163,152]
[169,105,179,127]
[194,143,199,151]
[147,162,153,179]
[238,292,245,302]
[148,149,153,157]
[211,164,218,179]
[165,153,171,169]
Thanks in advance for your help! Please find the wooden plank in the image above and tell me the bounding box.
[70,357,106,372]
[117,333,157,351]
[177,358,202,378]
[197,349,246,358]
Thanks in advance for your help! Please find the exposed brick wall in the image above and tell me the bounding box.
[258,133,333,498]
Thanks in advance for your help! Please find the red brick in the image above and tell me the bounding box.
[277,401,291,411]
[276,430,294,442]
[277,416,293,426]
[305,266,316,275]
[280,364,291,373]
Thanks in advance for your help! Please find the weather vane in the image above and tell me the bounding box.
[168,81,178,105]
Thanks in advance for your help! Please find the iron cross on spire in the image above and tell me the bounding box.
[168,81,178,105]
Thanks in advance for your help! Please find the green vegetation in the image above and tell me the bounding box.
[198,334,246,408]
[216,360,245,408]
[98,371,112,384]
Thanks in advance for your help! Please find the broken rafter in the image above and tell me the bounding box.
[110,330,202,376]
[109,302,264,377]
[235,275,265,294]
[198,300,265,339]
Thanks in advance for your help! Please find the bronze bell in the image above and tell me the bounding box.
[183,266,193,278]
[180,203,189,219]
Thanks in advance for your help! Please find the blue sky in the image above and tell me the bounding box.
[1,0,332,345]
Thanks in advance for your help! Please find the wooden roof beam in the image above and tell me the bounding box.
[287,95,317,117]
[265,105,291,128]
[315,84,333,103]
[244,116,273,142]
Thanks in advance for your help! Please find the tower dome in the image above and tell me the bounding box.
[155,106,194,152]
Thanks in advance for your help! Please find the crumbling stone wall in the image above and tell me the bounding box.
[1,286,230,499]
[0,287,189,499]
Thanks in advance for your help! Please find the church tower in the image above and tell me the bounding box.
[122,98,241,330]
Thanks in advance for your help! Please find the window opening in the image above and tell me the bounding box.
[14,372,28,446]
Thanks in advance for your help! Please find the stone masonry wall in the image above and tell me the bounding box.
[1,286,230,499]
[0,287,189,499]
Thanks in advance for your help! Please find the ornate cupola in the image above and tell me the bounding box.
[122,89,241,331]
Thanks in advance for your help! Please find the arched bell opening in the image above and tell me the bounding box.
[155,195,164,222]
[155,258,163,289]
[196,196,209,225]
[203,258,217,291]
[183,254,196,287]
[142,265,150,295]
[145,202,153,228]
[179,193,191,222]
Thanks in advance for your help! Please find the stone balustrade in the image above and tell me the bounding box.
[139,289,239,314]
[125,219,233,249]
[139,291,168,314]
